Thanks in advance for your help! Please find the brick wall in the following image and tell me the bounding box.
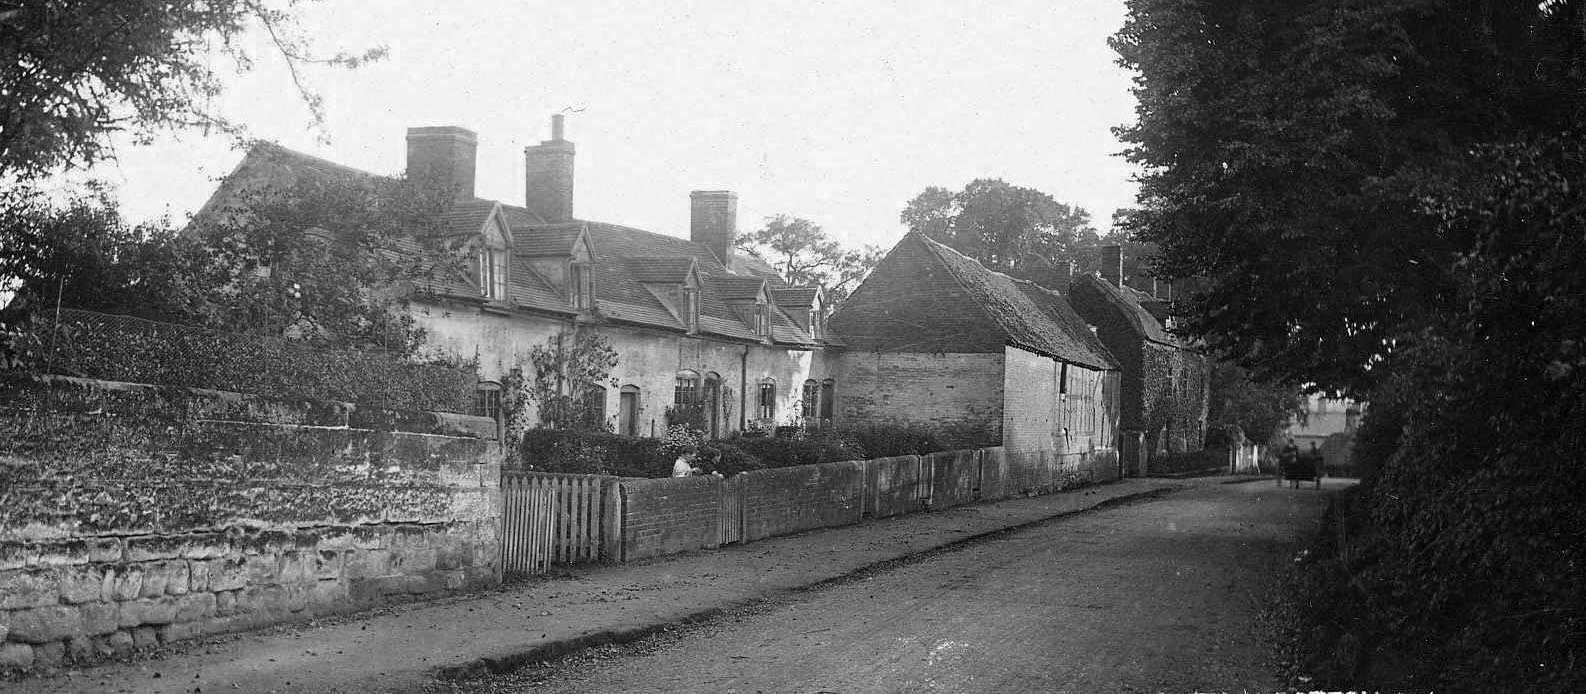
[832,351,1004,437]
[614,476,723,561]
[740,462,866,542]
[0,376,500,673]
[1001,345,1120,461]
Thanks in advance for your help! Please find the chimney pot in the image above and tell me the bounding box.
[524,115,576,221]
[1101,244,1123,288]
[405,126,478,199]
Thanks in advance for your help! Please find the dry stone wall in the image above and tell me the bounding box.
[0,376,501,673]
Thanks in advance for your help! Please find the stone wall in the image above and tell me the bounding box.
[0,376,501,672]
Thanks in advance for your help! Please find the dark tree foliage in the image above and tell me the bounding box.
[1113,0,1586,395]
[901,179,1100,280]
[0,0,384,181]
[182,157,462,357]
[1205,359,1306,447]
[1117,1,1586,689]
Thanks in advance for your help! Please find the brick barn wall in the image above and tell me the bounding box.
[0,377,500,672]
[1001,346,1119,459]
[830,351,1004,438]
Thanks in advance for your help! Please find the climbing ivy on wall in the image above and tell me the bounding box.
[510,326,619,438]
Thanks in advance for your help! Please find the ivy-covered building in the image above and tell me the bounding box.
[1066,247,1209,469]
[193,116,837,438]
[829,232,1123,474]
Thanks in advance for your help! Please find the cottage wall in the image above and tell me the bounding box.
[411,300,828,437]
[829,351,1005,437]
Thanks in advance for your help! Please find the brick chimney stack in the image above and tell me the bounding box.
[691,191,738,266]
[524,114,575,222]
[1101,244,1123,288]
[405,126,478,199]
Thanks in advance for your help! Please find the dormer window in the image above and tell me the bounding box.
[570,262,592,309]
[752,303,767,336]
[808,308,824,340]
[479,247,507,300]
[685,286,700,332]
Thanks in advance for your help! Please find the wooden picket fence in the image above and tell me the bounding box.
[500,472,612,576]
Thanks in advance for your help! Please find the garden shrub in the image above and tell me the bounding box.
[725,433,858,467]
[32,308,474,412]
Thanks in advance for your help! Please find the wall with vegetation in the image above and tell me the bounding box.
[0,376,501,673]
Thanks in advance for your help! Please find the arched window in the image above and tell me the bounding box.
[618,385,640,437]
[473,381,502,421]
[757,378,777,421]
[801,379,820,419]
[674,370,701,407]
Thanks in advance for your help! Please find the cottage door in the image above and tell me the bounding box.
[703,374,722,438]
[618,387,639,437]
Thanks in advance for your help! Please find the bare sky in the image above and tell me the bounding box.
[81,0,1139,251]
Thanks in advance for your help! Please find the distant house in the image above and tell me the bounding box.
[1285,394,1363,473]
[829,232,1122,476]
[192,116,835,438]
[1066,245,1209,471]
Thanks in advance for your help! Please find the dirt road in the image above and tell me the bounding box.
[445,479,1335,693]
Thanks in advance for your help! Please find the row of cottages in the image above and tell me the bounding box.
[192,115,1206,474]
[195,115,837,438]
[825,232,1124,476]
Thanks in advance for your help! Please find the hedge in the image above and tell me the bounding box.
[31,309,475,413]
[514,422,995,478]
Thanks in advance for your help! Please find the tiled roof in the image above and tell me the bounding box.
[771,287,819,308]
[436,200,498,237]
[711,276,768,302]
[830,232,1119,370]
[1011,280,1119,370]
[1070,273,1180,347]
[516,222,586,256]
[195,142,826,347]
[628,257,697,284]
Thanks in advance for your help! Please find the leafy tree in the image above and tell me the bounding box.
[1115,1,1586,689]
[182,153,462,356]
[0,0,384,181]
[0,184,189,319]
[1111,0,1586,394]
[738,214,882,304]
[1204,359,1305,446]
[901,179,1099,279]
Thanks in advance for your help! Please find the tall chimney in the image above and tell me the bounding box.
[405,126,478,199]
[524,114,575,222]
[690,191,738,266]
[1101,244,1123,288]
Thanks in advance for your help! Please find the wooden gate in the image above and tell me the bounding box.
[501,472,612,576]
[719,474,745,545]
